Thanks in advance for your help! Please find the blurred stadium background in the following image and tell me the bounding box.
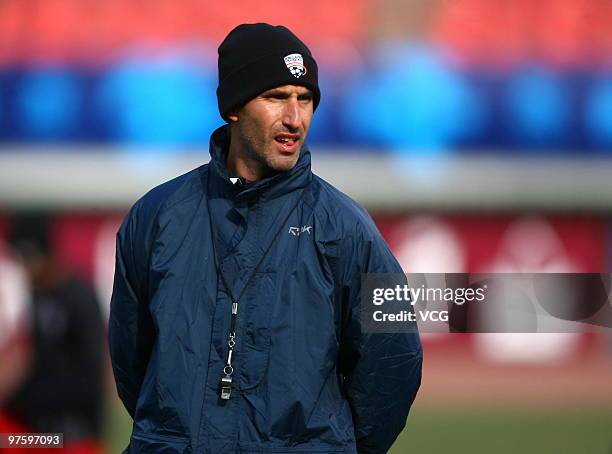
[0,0,611,452]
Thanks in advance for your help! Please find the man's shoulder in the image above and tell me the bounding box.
[310,174,380,240]
[126,163,209,225]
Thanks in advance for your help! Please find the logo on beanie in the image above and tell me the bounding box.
[284,53,307,78]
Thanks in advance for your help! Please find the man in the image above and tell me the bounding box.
[2,214,105,454]
[109,23,422,454]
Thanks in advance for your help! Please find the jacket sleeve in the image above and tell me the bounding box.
[108,202,156,419]
[337,216,422,454]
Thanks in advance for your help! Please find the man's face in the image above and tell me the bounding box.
[228,85,314,177]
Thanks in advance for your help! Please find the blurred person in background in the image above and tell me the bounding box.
[0,214,106,454]
[0,240,30,410]
[109,23,422,454]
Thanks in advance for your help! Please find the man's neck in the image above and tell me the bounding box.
[226,133,274,182]
[226,149,263,181]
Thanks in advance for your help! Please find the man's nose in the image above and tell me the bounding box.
[282,98,300,130]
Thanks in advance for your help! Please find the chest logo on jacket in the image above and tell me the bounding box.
[288,225,312,236]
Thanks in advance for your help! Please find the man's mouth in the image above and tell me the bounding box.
[274,133,300,152]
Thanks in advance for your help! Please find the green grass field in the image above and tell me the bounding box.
[103,398,612,454]
[390,404,612,454]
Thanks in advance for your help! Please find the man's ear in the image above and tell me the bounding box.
[227,112,238,122]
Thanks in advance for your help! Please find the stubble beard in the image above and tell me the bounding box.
[237,124,300,177]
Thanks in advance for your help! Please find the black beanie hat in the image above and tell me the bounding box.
[217,23,320,121]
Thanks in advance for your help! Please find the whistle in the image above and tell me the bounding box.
[220,376,232,400]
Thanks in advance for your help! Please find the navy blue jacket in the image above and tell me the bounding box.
[109,125,422,454]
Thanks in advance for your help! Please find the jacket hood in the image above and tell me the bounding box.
[208,124,312,201]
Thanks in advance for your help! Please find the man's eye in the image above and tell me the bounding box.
[266,93,286,100]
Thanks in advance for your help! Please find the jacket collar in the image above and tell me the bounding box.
[208,124,312,201]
